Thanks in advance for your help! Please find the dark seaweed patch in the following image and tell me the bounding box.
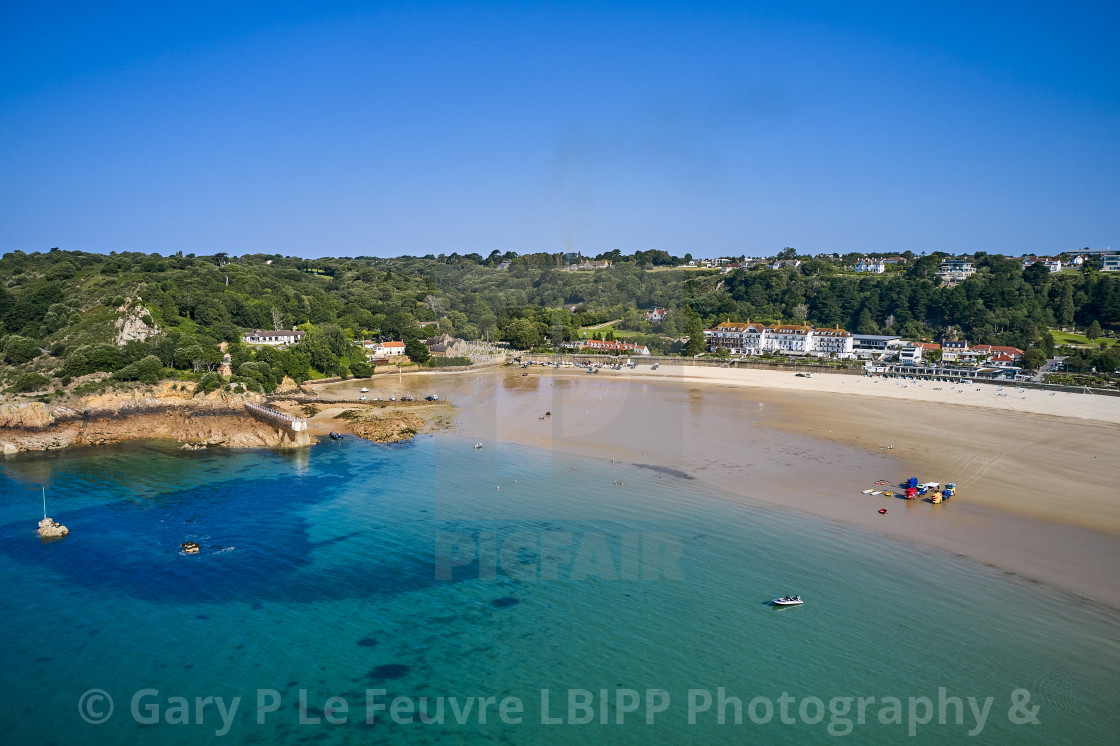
[356,636,379,647]
[633,463,695,480]
[367,663,410,680]
[491,597,519,608]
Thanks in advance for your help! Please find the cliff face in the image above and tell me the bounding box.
[113,298,161,345]
[0,385,311,454]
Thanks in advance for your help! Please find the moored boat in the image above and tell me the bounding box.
[772,595,803,606]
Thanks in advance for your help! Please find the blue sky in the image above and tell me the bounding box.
[1,1,1117,258]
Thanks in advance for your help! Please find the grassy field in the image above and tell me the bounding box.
[1050,330,1116,347]
[576,325,643,340]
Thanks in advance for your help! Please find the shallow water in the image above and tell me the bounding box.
[1,437,1117,744]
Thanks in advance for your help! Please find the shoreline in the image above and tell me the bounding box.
[380,365,1120,609]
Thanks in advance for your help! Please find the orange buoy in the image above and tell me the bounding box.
[878,509,888,514]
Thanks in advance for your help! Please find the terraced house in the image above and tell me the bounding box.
[703,320,854,358]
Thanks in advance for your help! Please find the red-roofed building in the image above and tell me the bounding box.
[571,339,651,355]
[988,353,1018,366]
[971,345,1024,360]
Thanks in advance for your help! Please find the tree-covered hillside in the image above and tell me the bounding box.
[2,248,1118,393]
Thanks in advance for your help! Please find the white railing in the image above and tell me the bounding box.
[244,401,308,431]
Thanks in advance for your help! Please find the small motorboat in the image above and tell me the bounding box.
[360,387,370,393]
[329,432,344,441]
[474,442,483,450]
[181,542,200,554]
[772,595,803,606]
[359,395,367,401]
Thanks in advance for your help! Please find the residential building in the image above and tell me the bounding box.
[705,320,768,355]
[854,259,886,273]
[643,308,667,322]
[770,259,802,270]
[566,339,650,355]
[496,260,512,270]
[987,353,1018,367]
[899,342,940,364]
[702,319,854,358]
[883,256,907,264]
[243,329,305,346]
[970,344,1024,361]
[567,259,612,271]
[941,339,968,362]
[936,259,975,285]
[365,340,405,358]
[1022,256,1062,272]
[1102,255,1120,272]
[852,334,902,358]
[899,345,922,364]
[423,334,470,357]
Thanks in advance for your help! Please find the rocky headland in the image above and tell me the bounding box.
[0,381,311,453]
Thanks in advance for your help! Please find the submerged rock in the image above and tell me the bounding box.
[38,517,69,538]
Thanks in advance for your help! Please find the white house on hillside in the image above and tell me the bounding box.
[1022,256,1062,272]
[936,260,975,285]
[854,259,886,273]
[364,340,405,358]
[243,329,305,346]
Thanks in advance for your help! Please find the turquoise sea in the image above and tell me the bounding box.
[1,436,1118,744]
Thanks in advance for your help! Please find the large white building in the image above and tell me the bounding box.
[854,259,886,273]
[1102,255,1120,271]
[703,320,854,358]
[243,329,305,346]
[936,260,975,285]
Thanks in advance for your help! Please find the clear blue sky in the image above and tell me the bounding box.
[2,1,1117,258]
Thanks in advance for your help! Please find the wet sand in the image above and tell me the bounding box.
[321,367,1120,608]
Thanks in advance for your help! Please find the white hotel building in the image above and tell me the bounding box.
[703,320,854,358]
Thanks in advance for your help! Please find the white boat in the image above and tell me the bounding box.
[360,387,369,393]
[474,442,483,449]
[772,596,803,606]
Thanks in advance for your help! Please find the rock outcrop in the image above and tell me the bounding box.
[38,517,69,538]
[114,298,161,345]
[0,386,311,453]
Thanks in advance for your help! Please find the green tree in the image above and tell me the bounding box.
[405,337,430,363]
[6,372,51,392]
[1022,348,1046,370]
[684,317,706,356]
[1039,331,1055,358]
[504,318,543,349]
[1057,285,1075,327]
[113,355,165,383]
[1086,320,1102,340]
[4,335,40,365]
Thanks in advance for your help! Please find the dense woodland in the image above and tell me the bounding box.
[1,248,1119,394]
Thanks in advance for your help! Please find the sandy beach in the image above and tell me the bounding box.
[319,365,1120,608]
